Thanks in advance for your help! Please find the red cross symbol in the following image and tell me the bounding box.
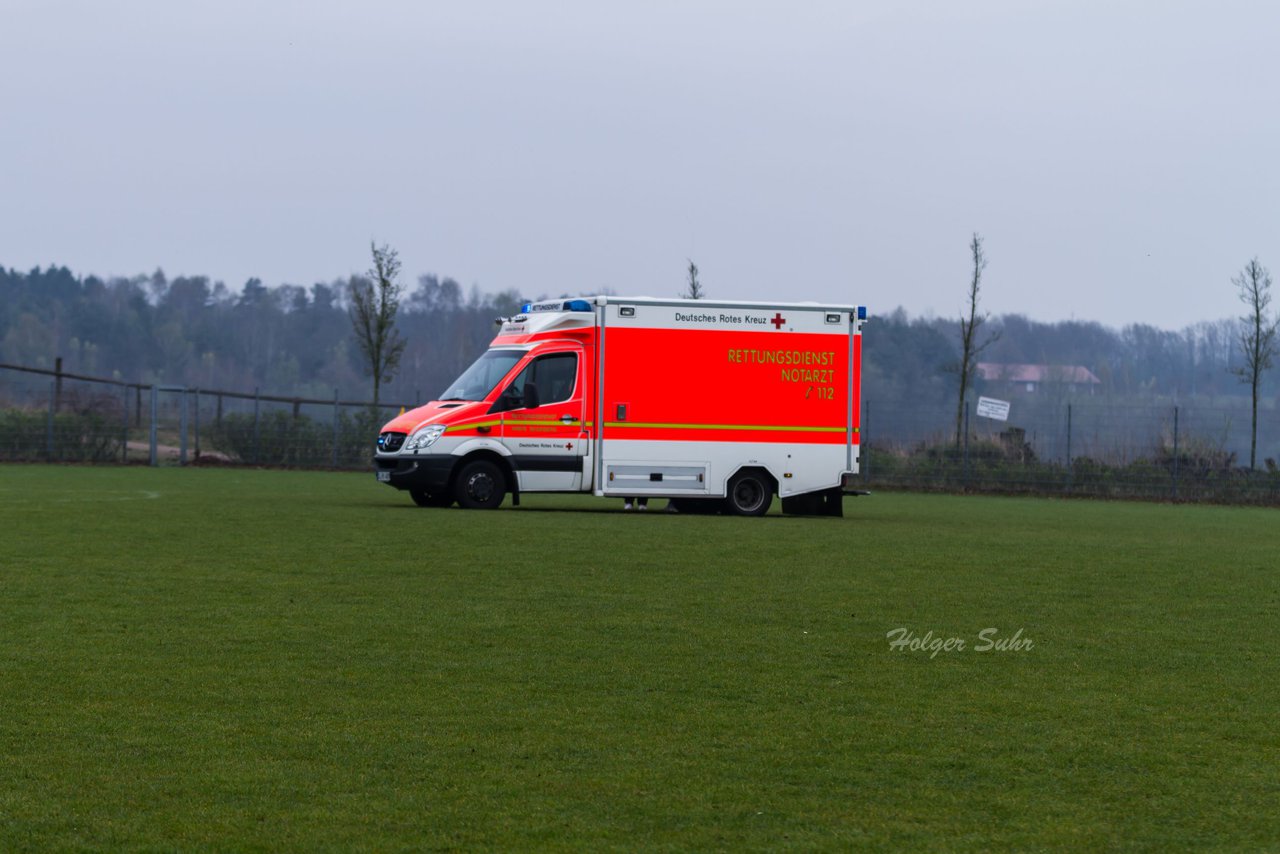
[771,312,786,329]
[566,442,573,450]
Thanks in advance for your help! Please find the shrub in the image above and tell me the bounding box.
[0,408,123,462]
[205,410,375,468]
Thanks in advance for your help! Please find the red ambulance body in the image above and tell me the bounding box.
[374,296,865,515]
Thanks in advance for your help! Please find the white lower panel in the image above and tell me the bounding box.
[517,470,582,492]
[606,463,708,492]
[596,439,854,498]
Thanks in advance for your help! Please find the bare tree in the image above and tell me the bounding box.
[681,259,705,299]
[349,241,407,411]
[1229,257,1277,470]
[951,233,1000,448]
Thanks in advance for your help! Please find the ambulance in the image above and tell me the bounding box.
[373,296,866,516]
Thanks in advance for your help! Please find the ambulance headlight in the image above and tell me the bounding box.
[404,424,446,452]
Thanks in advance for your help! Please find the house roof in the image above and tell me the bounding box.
[976,363,1101,384]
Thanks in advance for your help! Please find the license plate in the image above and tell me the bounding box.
[376,470,392,483]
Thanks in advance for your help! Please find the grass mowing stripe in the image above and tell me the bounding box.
[1,466,1278,849]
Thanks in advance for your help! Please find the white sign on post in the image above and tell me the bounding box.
[976,396,1011,421]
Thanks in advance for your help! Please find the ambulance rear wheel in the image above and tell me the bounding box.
[726,471,773,516]
[455,459,506,509]
[410,489,453,508]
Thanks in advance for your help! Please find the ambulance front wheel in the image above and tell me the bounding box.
[455,459,506,509]
[726,470,773,516]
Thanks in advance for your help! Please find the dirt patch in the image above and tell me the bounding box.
[125,441,232,463]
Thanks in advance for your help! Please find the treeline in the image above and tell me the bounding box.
[0,264,1267,405]
[866,307,1262,410]
[0,265,523,403]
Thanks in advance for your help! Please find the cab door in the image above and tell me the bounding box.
[492,348,587,491]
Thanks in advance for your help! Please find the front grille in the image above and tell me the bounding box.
[377,431,406,452]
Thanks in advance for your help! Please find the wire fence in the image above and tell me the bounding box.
[862,397,1280,504]
[0,362,406,469]
[3,361,1279,504]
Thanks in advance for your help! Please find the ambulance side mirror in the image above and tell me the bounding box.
[522,382,540,409]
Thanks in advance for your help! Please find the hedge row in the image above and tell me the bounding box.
[204,410,376,468]
[863,439,1280,505]
[0,409,123,462]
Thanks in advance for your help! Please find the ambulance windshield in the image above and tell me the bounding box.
[439,349,526,401]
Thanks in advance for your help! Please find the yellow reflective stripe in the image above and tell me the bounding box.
[452,418,593,429]
[455,420,853,433]
[503,420,572,427]
[603,421,850,433]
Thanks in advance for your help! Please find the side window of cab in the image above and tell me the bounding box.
[491,352,578,413]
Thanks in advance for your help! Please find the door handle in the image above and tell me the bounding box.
[560,415,577,424]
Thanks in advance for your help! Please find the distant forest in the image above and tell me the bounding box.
[0,264,1270,408]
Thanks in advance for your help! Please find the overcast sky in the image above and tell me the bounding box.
[3,0,1277,329]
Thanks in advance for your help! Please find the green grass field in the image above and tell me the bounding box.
[2,466,1278,851]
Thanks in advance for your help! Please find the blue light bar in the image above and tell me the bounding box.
[857,305,867,320]
[520,299,594,313]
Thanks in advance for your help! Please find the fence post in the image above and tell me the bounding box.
[54,356,63,414]
[1066,403,1073,491]
[962,401,971,488]
[1172,405,1180,500]
[121,383,130,463]
[863,400,870,485]
[194,389,201,461]
[135,385,142,427]
[179,388,189,466]
[332,388,340,468]
[46,381,55,461]
[149,385,158,467]
[253,387,261,466]
[216,393,223,428]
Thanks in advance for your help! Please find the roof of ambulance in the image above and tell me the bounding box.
[584,296,864,312]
